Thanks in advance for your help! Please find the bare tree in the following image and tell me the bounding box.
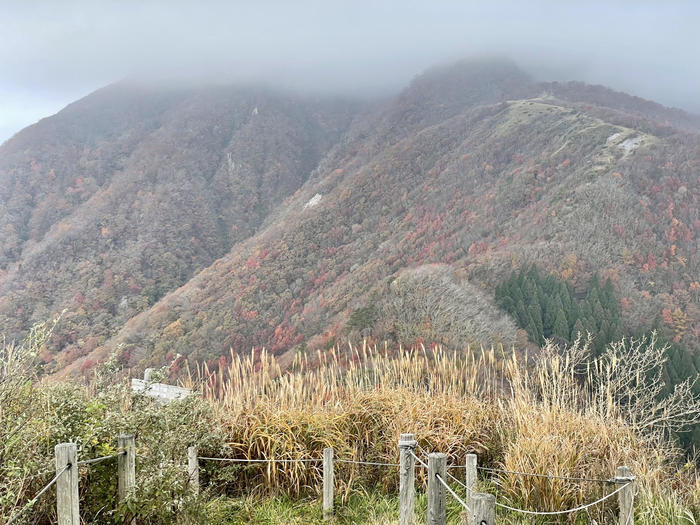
[520,333,700,441]
[380,264,518,348]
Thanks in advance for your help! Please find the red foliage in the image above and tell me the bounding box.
[641,253,657,272]
[661,308,673,325]
[241,309,258,320]
[80,358,95,373]
[468,241,489,255]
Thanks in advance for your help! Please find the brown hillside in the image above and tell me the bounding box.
[0,84,359,370]
[61,61,699,374]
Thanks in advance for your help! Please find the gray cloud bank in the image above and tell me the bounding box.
[1,0,699,143]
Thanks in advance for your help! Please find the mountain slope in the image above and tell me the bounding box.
[61,61,699,373]
[0,84,359,367]
[0,60,697,377]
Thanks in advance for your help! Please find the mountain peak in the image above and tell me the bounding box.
[381,58,534,133]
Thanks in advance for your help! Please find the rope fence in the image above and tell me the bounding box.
[193,439,636,523]
[6,432,636,524]
[435,472,471,512]
[5,465,69,525]
[198,456,322,464]
[476,465,615,484]
[76,452,122,466]
[3,435,136,525]
[409,442,636,524]
[493,481,632,517]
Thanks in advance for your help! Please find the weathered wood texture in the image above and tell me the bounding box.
[188,446,200,495]
[469,492,495,525]
[427,453,446,525]
[55,443,79,525]
[617,466,634,525]
[465,453,477,494]
[323,447,334,520]
[118,434,136,501]
[398,433,417,525]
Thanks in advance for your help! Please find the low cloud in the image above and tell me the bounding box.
[1,1,699,142]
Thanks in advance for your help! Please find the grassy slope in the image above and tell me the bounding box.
[3,329,698,524]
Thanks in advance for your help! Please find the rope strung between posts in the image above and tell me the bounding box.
[409,450,428,470]
[413,444,474,493]
[433,464,632,517]
[435,472,471,510]
[493,481,632,516]
[77,452,121,466]
[445,468,474,495]
[5,464,70,525]
[415,442,430,460]
[199,456,402,467]
[477,465,614,484]
[415,442,634,517]
[198,456,322,463]
[417,441,612,484]
[336,459,400,467]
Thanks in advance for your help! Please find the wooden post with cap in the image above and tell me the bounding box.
[398,433,417,525]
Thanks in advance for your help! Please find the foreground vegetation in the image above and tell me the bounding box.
[1,321,699,523]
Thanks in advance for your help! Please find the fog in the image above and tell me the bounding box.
[1,0,699,143]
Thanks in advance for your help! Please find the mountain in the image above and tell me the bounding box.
[0,59,697,379]
[0,83,359,368]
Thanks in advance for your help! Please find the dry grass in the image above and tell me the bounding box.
[183,337,699,522]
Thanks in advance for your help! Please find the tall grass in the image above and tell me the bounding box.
[188,336,699,523]
[2,326,698,523]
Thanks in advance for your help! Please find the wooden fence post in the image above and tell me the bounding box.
[465,453,477,494]
[398,433,417,525]
[616,466,634,525]
[55,443,79,525]
[118,434,136,501]
[469,492,495,525]
[323,447,334,520]
[187,446,199,495]
[427,453,446,525]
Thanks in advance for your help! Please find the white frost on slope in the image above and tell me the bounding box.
[303,193,322,209]
[618,136,642,156]
[606,132,623,144]
[606,132,643,158]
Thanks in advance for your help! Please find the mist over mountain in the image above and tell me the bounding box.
[0,83,359,365]
[1,58,697,393]
[2,1,700,145]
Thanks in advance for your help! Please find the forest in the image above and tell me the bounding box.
[497,265,700,450]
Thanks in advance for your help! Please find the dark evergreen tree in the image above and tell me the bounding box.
[553,309,570,341]
[496,266,698,453]
[496,266,622,352]
[571,318,586,340]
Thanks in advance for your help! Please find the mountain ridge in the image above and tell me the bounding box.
[0,59,697,378]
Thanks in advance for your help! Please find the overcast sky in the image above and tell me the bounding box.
[1,1,699,144]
